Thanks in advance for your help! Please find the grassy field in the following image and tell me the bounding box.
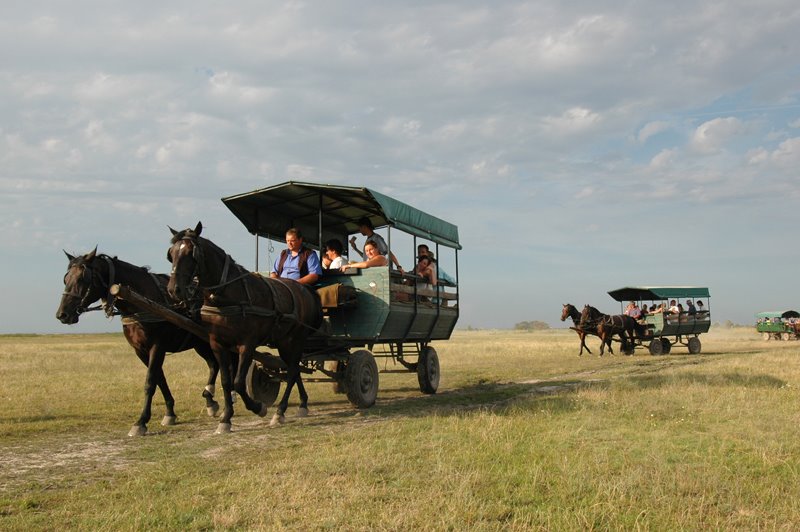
[2,328,800,530]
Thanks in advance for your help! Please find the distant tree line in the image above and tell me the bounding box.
[513,320,550,331]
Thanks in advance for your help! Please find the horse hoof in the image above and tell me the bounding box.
[207,402,220,417]
[215,423,232,434]
[161,415,177,426]
[296,407,309,418]
[128,425,147,437]
[258,404,268,417]
[269,414,285,427]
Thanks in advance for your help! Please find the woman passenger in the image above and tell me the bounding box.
[340,241,388,272]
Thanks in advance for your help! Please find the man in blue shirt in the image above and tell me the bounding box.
[270,228,322,285]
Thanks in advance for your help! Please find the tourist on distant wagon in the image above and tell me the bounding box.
[668,300,680,314]
[340,241,388,272]
[270,228,322,285]
[625,301,641,319]
[686,300,697,316]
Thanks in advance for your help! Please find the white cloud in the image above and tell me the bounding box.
[771,137,800,165]
[649,148,677,168]
[637,120,669,143]
[689,117,744,154]
[541,107,601,136]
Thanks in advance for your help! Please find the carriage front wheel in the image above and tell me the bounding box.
[687,337,702,354]
[417,346,440,394]
[345,350,379,408]
[246,361,281,407]
[649,339,663,356]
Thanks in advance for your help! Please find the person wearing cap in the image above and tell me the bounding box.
[349,216,403,272]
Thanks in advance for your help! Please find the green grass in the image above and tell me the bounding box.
[2,328,800,529]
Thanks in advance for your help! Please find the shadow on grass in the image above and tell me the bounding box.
[627,371,786,390]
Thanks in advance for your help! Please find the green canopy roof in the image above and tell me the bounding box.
[222,181,461,249]
[755,310,800,319]
[608,286,711,301]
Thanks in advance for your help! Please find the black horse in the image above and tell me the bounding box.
[56,248,223,436]
[579,305,641,356]
[166,223,323,434]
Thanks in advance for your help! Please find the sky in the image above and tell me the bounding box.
[2,1,799,334]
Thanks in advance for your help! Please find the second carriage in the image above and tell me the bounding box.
[608,286,711,355]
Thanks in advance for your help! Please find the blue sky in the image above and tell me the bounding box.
[2,1,799,333]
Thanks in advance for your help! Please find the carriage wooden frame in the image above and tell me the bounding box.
[114,181,461,408]
[608,286,711,355]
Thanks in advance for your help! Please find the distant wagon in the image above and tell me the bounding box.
[608,286,711,355]
[755,310,800,341]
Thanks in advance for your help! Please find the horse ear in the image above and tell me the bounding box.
[64,250,76,261]
[86,246,97,261]
[169,226,178,236]
[194,221,203,235]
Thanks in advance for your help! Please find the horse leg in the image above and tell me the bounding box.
[130,344,173,436]
[271,369,295,427]
[214,347,235,434]
[196,344,220,417]
[295,373,309,418]
[233,346,268,418]
[579,331,592,355]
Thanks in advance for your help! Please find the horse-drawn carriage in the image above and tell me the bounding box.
[101,182,460,432]
[608,286,711,355]
[755,310,800,341]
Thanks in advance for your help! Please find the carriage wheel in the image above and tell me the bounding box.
[648,339,663,356]
[763,332,771,341]
[782,333,791,341]
[417,346,440,394]
[246,361,281,407]
[687,337,702,354]
[345,350,379,408]
[661,338,672,354]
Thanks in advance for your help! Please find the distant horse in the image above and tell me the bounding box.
[579,305,640,356]
[56,248,222,436]
[166,222,323,433]
[561,303,597,356]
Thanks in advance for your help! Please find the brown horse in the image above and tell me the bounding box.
[579,305,640,356]
[56,248,222,436]
[166,222,323,433]
[561,303,595,356]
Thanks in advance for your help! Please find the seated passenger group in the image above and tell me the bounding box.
[628,300,706,318]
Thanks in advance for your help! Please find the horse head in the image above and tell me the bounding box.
[562,303,580,322]
[166,222,204,303]
[56,247,105,324]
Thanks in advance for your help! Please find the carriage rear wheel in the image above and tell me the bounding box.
[649,339,663,356]
[417,346,440,394]
[782,333,791,341]
[661,338,672,354]
[246,361,281,407]
[763,332,771,341]
[688,336,702,354]
[345,350,379,408]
